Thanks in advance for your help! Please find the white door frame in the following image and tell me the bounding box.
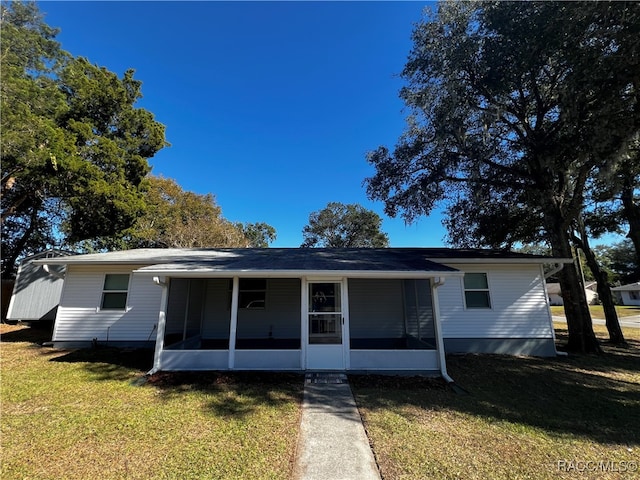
[303,277,350,370]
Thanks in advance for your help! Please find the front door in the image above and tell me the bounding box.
[306,281,345,370]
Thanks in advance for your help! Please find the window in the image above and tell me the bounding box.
[238,278,266,309]
[101,274,130,310]
[464,273,491,309]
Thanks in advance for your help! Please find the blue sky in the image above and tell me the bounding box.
[39,1,447,247]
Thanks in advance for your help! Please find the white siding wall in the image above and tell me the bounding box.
[7,262,65,321]
[165,279,189,337]
[202,279,232,339]
[53,265,161,342]
[620,291,640,306]
[236,279,300,339]
[439,264,553,338]
[348,279,405,338]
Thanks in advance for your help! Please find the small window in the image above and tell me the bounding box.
[464,273,491,309]
[101,274,130,310]
[237,278,267,309]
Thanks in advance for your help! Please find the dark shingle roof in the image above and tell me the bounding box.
[134,248,458,274]
[35,247,568,274]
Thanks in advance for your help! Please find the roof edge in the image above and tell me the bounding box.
[132,268,464,279]
[434,257,574,265]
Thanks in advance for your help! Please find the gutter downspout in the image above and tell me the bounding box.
[148,276,169,375]
[42,264,65,280]
[543,263,569,357]
[431,277,458,387]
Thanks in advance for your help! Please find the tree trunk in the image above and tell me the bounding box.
[572,231,626,345]
[548,227,601,353]
[621,177,640,268]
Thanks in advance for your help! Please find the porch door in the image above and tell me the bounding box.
[306,281,345,370]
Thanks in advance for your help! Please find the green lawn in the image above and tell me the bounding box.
[0,324,303,480]
[4,322,638,480]
[550,304,640,318]
[352,325,640,480]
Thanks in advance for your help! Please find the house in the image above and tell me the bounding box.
[611,282,640,306]
[545,281,598,306]
[6,250,74,323]
[33,248,570,374]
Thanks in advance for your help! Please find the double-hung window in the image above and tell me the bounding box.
[463,273,491,309]
[101,274,130,310]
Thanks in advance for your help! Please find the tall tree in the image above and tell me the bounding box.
[301,202,389,248]
[108,176,252,249]
[1,1,167,277]
[365,1,640,352]
[595,240,640,285]
[239,222,277,248]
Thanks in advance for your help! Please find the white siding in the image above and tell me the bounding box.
[348,279,405,338]
[348,279,434,340]
[236,279,300,339]
[202,279,232,339]
[7,262,65,321]
[438,264,553,338]
[53,265,161,342]
[620,291,640,306]
[165,278,189,337]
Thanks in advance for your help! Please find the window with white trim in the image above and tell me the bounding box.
[101,274,130,310]
[463,273,491,309]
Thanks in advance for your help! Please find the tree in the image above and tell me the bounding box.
[239,222,277,248]
[301,202,389,248]
[1,1,167,277]
[88,176,253,249]
[595,240,640,285]
[365,1,640,352]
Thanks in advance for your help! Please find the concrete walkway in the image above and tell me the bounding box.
[293,373,381,480]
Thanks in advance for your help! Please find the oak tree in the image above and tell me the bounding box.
[301,202,389,248]
[365,1,640,352]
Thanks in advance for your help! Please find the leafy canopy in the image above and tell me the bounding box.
[301,202,389,248]
[366,1,638,244]
[364,1,640,352]
[74,176,277,251]
[1,1,167,276]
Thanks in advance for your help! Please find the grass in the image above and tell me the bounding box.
[3,321,639,480]
[0,323,303,480]
[351,325,640,480]
[550,304,640,318]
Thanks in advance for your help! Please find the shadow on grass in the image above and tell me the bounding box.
[147,371,304,419]
[0,321,53,344]
[351,338,640,446]
[50,347,155,380]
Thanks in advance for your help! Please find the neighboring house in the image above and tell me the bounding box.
[545,281,598,306]
[611,282,640,306]
[6,250,74,323]
[34,248,571,374]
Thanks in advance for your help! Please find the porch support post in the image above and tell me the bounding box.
[149,276,169,375]
[182,280,191,341]
[342,277,350,370]
[431,277,454,383]
[300,277,307,370]
[228,277,239,369]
